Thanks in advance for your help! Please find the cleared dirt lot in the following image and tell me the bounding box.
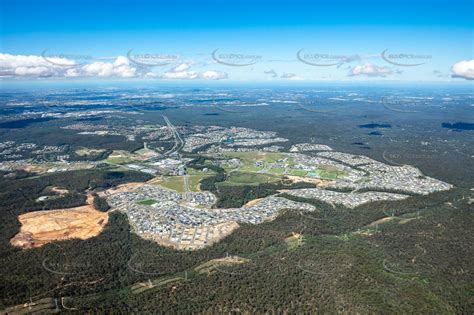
[98,182,145,197]
[10,194,108,249]
[284,175,334,186]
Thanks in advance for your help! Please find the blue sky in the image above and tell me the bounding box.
[1,0,473,82]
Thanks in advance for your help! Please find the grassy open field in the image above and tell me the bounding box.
[221,151,291,172]
[106,150,134,164]
[219,151,346,181]
[194,256,250,274]
[187,168,216,176]
[187,167,217,191]
[187,175,205,191]
[223,151,288,162]
[75,147,106,156]
[133,148,155,155]
[285,233,304,250]
[267,167,286,174]
[288,169,308,176]
[147,152,346,192]
[106,148,157,165]
[221,171,281,186]
[137,199,158,205]
[149,167,216,192]
[151,176,185,192]
[316,165,347,179]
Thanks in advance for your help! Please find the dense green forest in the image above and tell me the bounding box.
[0,131,472,313]
[0,85,473,313]
[0,165,472,313]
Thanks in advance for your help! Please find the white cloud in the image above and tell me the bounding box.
[451,60,474,80]
[80,56,137,78]
[348,63,393,77]
[81,62,114,77]
[172,63,191,72]
[0,53,139,78]
[162,70,199,79]
[0,53,65,77]
[144,71,158,78]
[162,64,228,80]
[200,70,228,80]
[0,53,229,80]
[64,68,80,77]
[14,66,53,77]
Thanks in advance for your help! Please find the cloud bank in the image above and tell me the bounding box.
[161,63,228,80]
[0,54,227,80]
[0,53,142,78]
[348,63,393,77]
[451,60,474,80]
